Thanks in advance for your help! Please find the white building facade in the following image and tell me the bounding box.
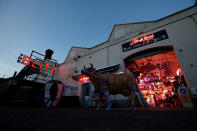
[56,5,197,107]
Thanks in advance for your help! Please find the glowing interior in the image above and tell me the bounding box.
[127,50,186,107]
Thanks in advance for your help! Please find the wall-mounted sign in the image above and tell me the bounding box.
[17,54,56,74]
[78,75,90,82]
[122,30,168,52]
[130,34,154,46]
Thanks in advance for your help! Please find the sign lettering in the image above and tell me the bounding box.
[17,54,57,74]
[122,30,168,52]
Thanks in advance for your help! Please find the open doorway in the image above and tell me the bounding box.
[80,83,93,107]
[124,47,189,108]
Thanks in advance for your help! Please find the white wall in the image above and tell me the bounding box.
[57,6,197,98]
[121,13,197,94]
[57,47,89,88]
[167,17,197,89]
[108,44,122,66]
[77,48,108,71]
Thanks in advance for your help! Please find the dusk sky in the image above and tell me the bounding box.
[0,0,195,78]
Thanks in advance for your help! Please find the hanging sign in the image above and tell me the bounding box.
[17,54,56,74]
[122,30,168,52]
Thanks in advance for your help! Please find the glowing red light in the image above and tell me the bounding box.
[50,66,56,74]
[130,34,154,46]
[20,55,56,74]
[39,62,43,69]
[78,75,90,82]
[32,59,37,68]
[45,63,50,71]
[22,55,31,65]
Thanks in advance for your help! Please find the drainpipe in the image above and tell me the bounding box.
[107,47,109,66]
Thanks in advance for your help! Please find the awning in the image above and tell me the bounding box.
[95,64,120,73]
[72,64,120,80]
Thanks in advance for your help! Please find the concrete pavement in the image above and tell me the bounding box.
[0,107,196,131]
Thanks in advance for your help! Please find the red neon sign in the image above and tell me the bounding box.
[78,75,90,82]
[130,34,154,46]
[21,55,56,74]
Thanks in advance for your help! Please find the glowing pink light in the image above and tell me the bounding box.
[130,34,155,46]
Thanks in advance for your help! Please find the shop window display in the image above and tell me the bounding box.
[127,51,188,108]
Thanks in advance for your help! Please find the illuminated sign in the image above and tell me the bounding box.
[17,54,56,74]
[122,30,168,52]
[78,75,90,82]
[130,34,154,46]
[143,76,159,83]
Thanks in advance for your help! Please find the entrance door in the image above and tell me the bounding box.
[81,83,93,107]
[124,47,189,108]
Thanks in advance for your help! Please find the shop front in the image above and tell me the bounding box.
[124,46,189,108]
[56,5,197,108]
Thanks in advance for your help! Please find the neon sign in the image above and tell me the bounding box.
[122,30,168,52]
[143,76,159,83]
[78,75,90,82]
[18,54,56,74]
[130,34,154,46]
